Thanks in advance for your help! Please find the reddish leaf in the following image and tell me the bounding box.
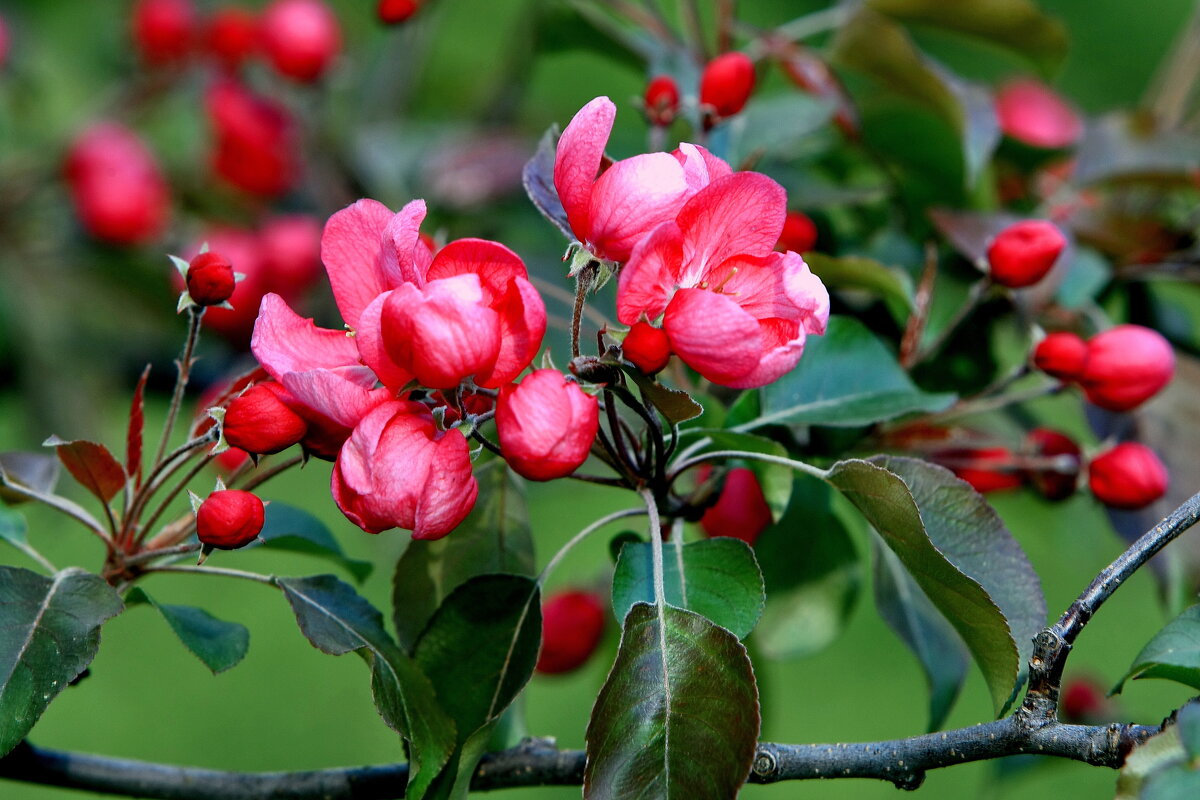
[127,364,151,488]
[44,437,127,504]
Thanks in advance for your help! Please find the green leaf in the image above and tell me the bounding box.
[1055,246,1112,310]
[691,431,792,522]
[728,92,836,166]
[125,588,248,674]
[393,461,534,651]
[256,503,372,584]
[521,126,573,241]
[1117,725,1188,800]
[585,604,760,799]
[873,540,969,731]
[826,457,1045,713]
[278,575,455,799]
[0,566,123,757]
[1178,703,1200,760]
[754,477,861,660]
[627,370,704,425]
[0,508,28,549]
[612,539,764,640]
[754,316,955,429]
[1115,605,1200,694]
[804,252,915,319]
[1145,768,1200,800]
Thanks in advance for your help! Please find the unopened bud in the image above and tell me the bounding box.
[196,489,265,549]
[187,251,237,306]
[643,75,680,127]
[700,52,755,121]
[1088,442,1168,510]
[986,220,1066,289]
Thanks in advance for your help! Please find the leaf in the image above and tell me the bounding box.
[754,477,861,660]
[1055,246,1112,310]
[125,588,249,675]
[1116,724,1188,800]
[929,207,1021,264]
[627,370,704,425]
[278,575,455,799]
[522,126,573,242]
[728,92,837,166]
[826,457,1045,713]
[1115,605,1200,694]
[392,461,534,651]
[753,316,955,429]
[612,539,764,640]
[0,508,28,550]
[126,364,151,487]
[0,453,60,506]
[585,604,759,799]
[43,436,126,504]
[1179,703,1200,760]
[0,566,123,757]
[873,539,969,731]
[1074,112,1200,186]
[690,431,792,523]
[803,252,915,317]
[256,503,372,584]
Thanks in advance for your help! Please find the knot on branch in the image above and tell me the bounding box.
[751,747,778,778]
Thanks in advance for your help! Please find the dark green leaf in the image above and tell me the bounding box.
[0,452,59,506]
[608,531,643,564]
[827,457,1045,713]
[0,508,28,549]
[0,566,123,757]
[256,503,372,583]
[278,575,455,799]
[724,391,760,430]
[754,477,860,659]
[585,604,759,799]
[125,588,248,674]
[804,252,915,318]
[43,436,125,504]
[393,461,534,651]
[691,431,792,522]
[628,370,704,425]
[754,316,955,428]
[729,93,836,166]
[612,539,764,640]
[1115,605,1200,694]
[873,540,968,731]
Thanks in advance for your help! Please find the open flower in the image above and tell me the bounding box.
[616,172,829,388]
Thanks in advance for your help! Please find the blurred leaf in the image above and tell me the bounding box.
[1115,605,1200,694]
[827,457,1045,713]
[873,540,969,731]
[126,365,150,487]
[522,127,573,242]
[125,588,249,675]
[0,566,123,757]
[584,604,759,798]
[43,436,125,504]
[393,461,534,651]
[729,93,837,166]
[753,316,955,428]
[725,391,761,430]
[256,504,372,584]
[612,538,765,640]
[1145,768,1200,800]
[627,371,704,425]
[929,207,1019,264]
[804,252,915,319]
[868,0,1068,71]
[1075,113,1200,185]
[0,452,60,506]
[691,431,792,522]
[1055,247,1112,310]
[754,477,861,660]
[1179,703,1200,759]
[278,575,455,799]
[0,508,28,550]
[1116,724,1187,800]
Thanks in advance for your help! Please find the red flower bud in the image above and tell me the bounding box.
[187,251,237,306]
[1024,428,1080,502]
[1088,442,1168,510]
[995,79,1083,150]
[496,370,599,481]
[643,75,680,127]
[205,7,259,71]
[935,447,1024,493]
[986,220,1066,289]
[223,383,307,454]
[1080,325,1174,412]
[132,0,197,66]
[1032,332,1087,382]
[1060,677,1107,723]
[260,0,340,83]
[698,467,772,545]
[623,321,671,375]
[700,52,755,119]
[378,0,420,25]
[0,14,10,69]
[196,489,265,549]
[65,123,170,245]
[777,210,818,254]
[535,590,606,675]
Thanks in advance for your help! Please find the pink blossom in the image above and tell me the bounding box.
[65,123,170,246]
[995,79,1083,150]
[617,172,829,388]
[495,370,599,481]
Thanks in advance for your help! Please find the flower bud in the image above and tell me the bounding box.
[986,220,1066,288]
[1024,428,1080,502]
[698,467,772,545]
[535,590,606,675]
[1032,331,1087,382]
[1060,677,1107,724]
[1080,325,1174,412]
[623,321,671,375]
[995,79,1083,150]
[196,489,265,549]
[934,447,1024,493]
[1088,442,1168,510]
[205,7,259,71]
[65,123,170,245]
[643,75,680,127]
[777,210,818,254]
[378,0,420,24]
[496,370,599,481]
[0,14,10,69]
[260,0,340,83]
[187,251,237,306]
[700,52,755,120]
[223,383,307,454]
[132,0,197,66]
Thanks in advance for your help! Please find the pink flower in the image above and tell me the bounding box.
[553,96,730,263]
[995,79,1083,150]
[495,370,599,481]
[260,0,341,83]
[331,401,477,538]
[617,172,829,388]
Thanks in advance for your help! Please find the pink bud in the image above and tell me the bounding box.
[700,52,755,120]
[187,251,237,306]
[0,14,10,69]
[623,321,671,375]
[205,79,297,197]
[1033,332,1088,382]
[205,7,259,71]
[258,215,322,294]
[1024,428,1080,502]
[197,489,265,549]
[535,590,606,675]
[995,79,1083,150]
[1080,325,1174,412]
[65,123,170,245]
[495,370,599,481]
[260,0,340,83]
[378,0,420,25]
[777,210,818,254]
[223,383,307,454]
[1088,442,1168,510]
[986,220,1066,288]
[132,0,197,66]
[698,467,772,545]
[643,75,680,127]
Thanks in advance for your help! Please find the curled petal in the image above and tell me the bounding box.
[616,222,684,325]
[676,172,786,281]
[674,143,732,191]
[553,96,615,244]
[356,291,414,392]
[381,199,433,288]
[587,152,689,262]
[477,276,547,389]
[252,294,373,383]
[782,252,830,336]
[663,288,762,386]
[724,318,806,390]
[321,199,394,329]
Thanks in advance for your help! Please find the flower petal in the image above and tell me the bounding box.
[381,199,433,288]
[320,199,394,329]
[476,275,547,388]
[553,96,615,245]
[676,172,786,282]
[587,152,689,262]
[252,293,372,381]
[663,288,762,386]
[281,372,391,429]
[616,221,684,325]
[674,143,732,192]
[412,430,478,539]
[356,291,415,392]
[724,318,806,389]
[425,238,528,302]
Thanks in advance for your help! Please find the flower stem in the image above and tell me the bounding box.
[537,507,646,587]
[669,449,828,482]
[153,306,204,469]
[144,563,276,586]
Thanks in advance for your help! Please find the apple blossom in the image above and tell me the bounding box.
[495,370,599,481]
[222,382,307,455]
[995,79,1083,150]
[206,79,297,197]
[260,0,340,83]
[132,0,197,66]
[1088,442,1168,510]
[622,320,671,375]
[1033,331,1088,382]
[1079,325,1174,412]
[197,489,265,549]
[643,75,680,127]
[698,467,772,545]
[205,7,259,71]
[65,123,170,246]
[700,52,756,120]
[186,251,236,306]
[986,220,1066,288]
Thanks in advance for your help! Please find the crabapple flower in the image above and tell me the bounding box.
[65,123,170,245]
[643,75,680,127]
[132,0,197,66]
[186,251,237,306]
[698,466,772,545]
[700,52,756,120]
[995,79,1083,150]
[934,447,1024,493]
[622,320,671,375]
[777,210,818,254]
[331,401,477,538]
[1088,442,1168,510]
[495,370,599,481]
[205,7,259,71]
[1079,324,1174,412]
[222,382,307,455]
[986,220,1066,289]
[617,172,829,388]
[1033,331,1087,382]
[206,79,298,197]
[197,489,265,549]
[1024,428,1081,502]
